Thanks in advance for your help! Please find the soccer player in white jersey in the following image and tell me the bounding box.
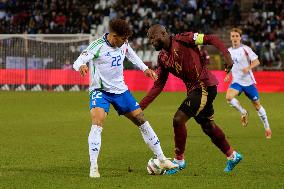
[224,28,272,139]
[73,19,178,178]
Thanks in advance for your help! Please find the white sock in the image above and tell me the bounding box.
[174,158,185,165]
[139,121,166,161]
[88,125,103,167]
[227,151,237,160]
[257,106,270,129]
[229,98,247,114]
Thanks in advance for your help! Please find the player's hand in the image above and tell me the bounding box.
[144,69,158,81]
[242,67,250,74]
[224,73,231,82]
[79,65,88,76]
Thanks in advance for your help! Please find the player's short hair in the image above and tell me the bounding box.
[109,19,133,37]
[230,28,242,36]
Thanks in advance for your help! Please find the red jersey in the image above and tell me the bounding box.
[140,32,230,110]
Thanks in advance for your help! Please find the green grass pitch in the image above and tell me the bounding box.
[0,91,283,189]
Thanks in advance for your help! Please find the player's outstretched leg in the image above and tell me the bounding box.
[88,125,102,178]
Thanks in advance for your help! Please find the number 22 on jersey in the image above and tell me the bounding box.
[111,55,122,67]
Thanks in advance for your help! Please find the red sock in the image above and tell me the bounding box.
[174,124,187,160]
[209,124,232,156]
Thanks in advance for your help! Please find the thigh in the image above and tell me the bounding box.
[178,86,207,118]
[243,84,259,101]
[112,90,140,115]
[229,83,243,95]
[226,87,240,100]
[194,86,217,124]
[89,90,111,113]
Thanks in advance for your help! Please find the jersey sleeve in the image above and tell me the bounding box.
[244,46,258,62]
[125,44,148,71]
[175,32,229,55]
[174,32,204,45]
[139,59,169,110]
[73,41,102,71]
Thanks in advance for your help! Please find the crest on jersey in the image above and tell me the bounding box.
[92,100,96,106]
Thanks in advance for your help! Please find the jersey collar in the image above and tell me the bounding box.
[161,36,173,54]
[103,33,114,47]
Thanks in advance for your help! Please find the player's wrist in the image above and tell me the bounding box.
[225,66,232,73]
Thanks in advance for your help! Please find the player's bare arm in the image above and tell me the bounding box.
[144,69,158,81]
[79,65,88,77]
[242,59,260,74]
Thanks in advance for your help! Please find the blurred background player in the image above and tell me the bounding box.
[73,19,178,178]
[224,28,272,139]
[140,24,242,174]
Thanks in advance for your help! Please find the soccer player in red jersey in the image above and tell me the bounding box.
[140,24,242,174]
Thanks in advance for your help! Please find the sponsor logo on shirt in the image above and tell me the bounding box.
[105,52,111,57]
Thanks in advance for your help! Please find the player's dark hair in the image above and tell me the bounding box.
[109,19,133,37]
[231,28,242,36]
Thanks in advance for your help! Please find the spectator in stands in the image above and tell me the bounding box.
[0,0,281,70]
[242,0,283,69]
[62,58,72,70]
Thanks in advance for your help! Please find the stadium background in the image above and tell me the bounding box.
[0,0,283,91]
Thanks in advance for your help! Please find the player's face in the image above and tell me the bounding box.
[113,35,129,47]
[148,31,164,51]
[230,31,241,47]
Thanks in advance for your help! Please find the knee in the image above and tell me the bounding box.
[253,102,261,111]
[173,116,185,128]
[91,115,104,126]
[200,120,213,134]
[133,112,146,126]
[226,94,233,102]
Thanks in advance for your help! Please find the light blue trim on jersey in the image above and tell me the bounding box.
[230,83,259,101]
[89,90,140,115]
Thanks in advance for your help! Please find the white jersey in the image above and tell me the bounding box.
[228,44,258,86]
[73,34,148,94]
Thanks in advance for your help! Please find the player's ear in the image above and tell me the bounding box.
[161,31,167,38]
[112,33,118,39]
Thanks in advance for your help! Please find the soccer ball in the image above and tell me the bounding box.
[146,158,165,175]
